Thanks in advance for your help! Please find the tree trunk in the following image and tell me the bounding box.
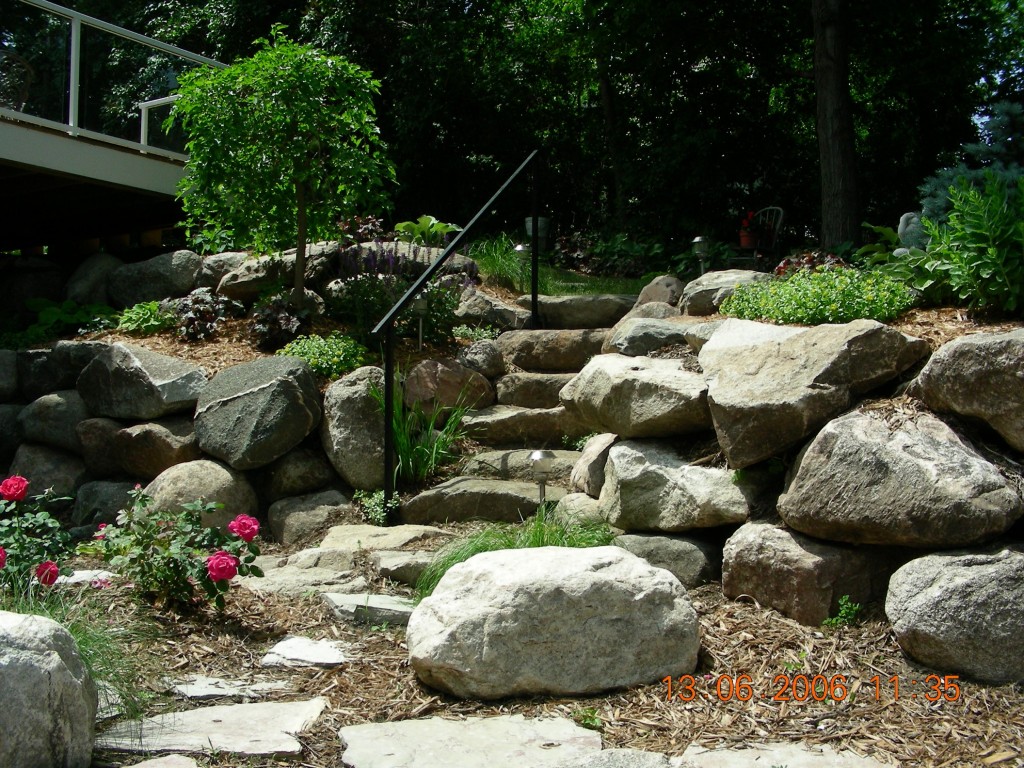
[813,0,859,249]
[293,180,308,301]
[598,69,627,229]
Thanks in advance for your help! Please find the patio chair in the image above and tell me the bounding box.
[729,206,784,271]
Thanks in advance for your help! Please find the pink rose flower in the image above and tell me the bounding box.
[0,475,29,502]
[0,546,6,570]
[35,560,59,586]
[206,551,239,582]
[94,523,108,540]
[227,514,260,543]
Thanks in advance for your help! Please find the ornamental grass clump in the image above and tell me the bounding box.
[78,486,264,611]
[414,504,615,601]
[720,266,917,325]
[0,475,74,598]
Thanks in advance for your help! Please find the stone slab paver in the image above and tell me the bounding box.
[338,715,601,768]
[319,523,452,552]
[261,635,348,668]
[322,592,415,626]
[132,757,201,768]
[683,743,888,768]
[96,698,328,756]
[170,675,290,700]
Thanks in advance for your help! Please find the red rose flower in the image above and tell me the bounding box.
[206,551,239,582]
[35,560,59,586]
[0,546,6,570]
[94,523,108,540]
[227,514,260,543]
[0,476,29,502]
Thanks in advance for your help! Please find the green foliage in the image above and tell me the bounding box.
[822,594,863,628]
[77,487,263,611]
[173,289,245,342]
[469,235,530,293]
[573,707,603,730]
[116,301,177,335]
[556,231,667,278]
[394,215,462,247]
[720,267,918,325]
[0,299,118,350]
[562,432,597,452]
[353,490,395,527]
[371,383,468,487]
[414,504,615,601]
[169,27,395,263]
[0,483,73,597]
[920,174,1024,314]
[452,324,501,342]
[248,292,311,350]
[277,332,368,380]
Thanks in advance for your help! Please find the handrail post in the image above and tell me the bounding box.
[68,15,81,130]
[530,159,540,329]
[382,321,396,518]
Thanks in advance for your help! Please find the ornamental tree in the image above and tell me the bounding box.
[169,27,395,299]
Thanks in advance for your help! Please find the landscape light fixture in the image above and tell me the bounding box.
[530,449,556,504]
[692,236,709,275]
[411,295,429,350]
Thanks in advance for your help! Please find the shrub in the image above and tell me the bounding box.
[453,324,501,342]
[277,332,368,379]
[414,505,615,601]
[353,490,395,526]
[0,476,73,597]
[77,487,263,611]
[1,299,118,349]
[248,292,310,350]
[173,288,245,342]
[117,301,176,335]
[720,267,917,325]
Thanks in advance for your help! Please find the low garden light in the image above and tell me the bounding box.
[529,449,556,504]
[692,236,709,275]
[411,295,429,350]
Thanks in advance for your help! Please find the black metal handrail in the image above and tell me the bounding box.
[372,149,543,512]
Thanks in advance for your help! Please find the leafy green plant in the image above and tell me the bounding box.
[469,234,530,292]
[77,487,264,611]
[562,432,597,451]
[921,174,1024,314]
[371,383,468,486]
[452,324,501,342]
[173,288,245,342]
[169,26,395,300]
[394,215,462,247]
[277,332,368,380]
[573,707,603,730]
[0,299,118,349]
[353,490,395,527]
[414,504,615,601]
[248,292,311,350]
[720,267,917,325]
[822,594,862,628]
[0,476,73,597]
[117,301,176,335]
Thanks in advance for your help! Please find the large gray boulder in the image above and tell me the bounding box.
[263,445,338,502]
[0,349,16,402]
[602,318,698,357]
[18,341,109,401]
[885,546,1024,684]
[407,546,700,698]
[268,489,353,546]
[144,459,258,529]
[321,367,385,490]
[495,372,576,408]
[65,251,123,305]
[461,449,579,483]
[614,533,721,588]
[0,611,98,768]
[570,433,618,497]
[599,441,757,532]
[778,410,1023,547]
[916,329,1024,452]
[0,404,23,468]
[8,443,87,497]
[75,417,124,477]
[634,275,686,308]
[454,286,530,330]
[401,477,564,524]
[17,390,89,453]
[216,252,295,302]
[699,319,928,468]
[402,358,495,415]
[197,251,249,289]
[722,521,899,626]
[77,344,208,420]
[108,249,201,307]
[560,354,711,438]
[497,329,607,372]
[461,404,593,447]
[115,416,201,479]
[515,294,636,329]
[71,480,135,526]
[456,339,505,379]
[680,269,772,316]
[195,357,322,470]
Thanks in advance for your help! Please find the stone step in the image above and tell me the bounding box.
[322,592,416,626]
[495,371,576,408]
[400,476,567,525]
[512,293,637,329]
[462,404,593,448]
[460,448,580,483]
[496,328,608,372]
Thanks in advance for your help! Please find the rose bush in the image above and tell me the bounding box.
[78,489,263,611]
[0,476,72,597]
[0,545,6,570]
